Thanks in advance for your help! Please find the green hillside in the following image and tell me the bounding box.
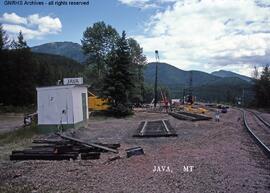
[144,62,219,86]
[31,42,87,63]
[144,62,253,103]
[0,49,84,106]
[211,70,252,82]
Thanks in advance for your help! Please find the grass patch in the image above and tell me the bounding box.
[0,124,39,145]
[0,124,40,160]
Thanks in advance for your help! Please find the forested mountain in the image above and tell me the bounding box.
[144,62,220,86]
[0,49,84,106]
[211,70,252,82]
[144,62,253,103]
[33,53,84,86]
[31,42,87,63]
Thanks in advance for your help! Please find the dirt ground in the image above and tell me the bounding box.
[0,114,24,134]
[0,109,270,193]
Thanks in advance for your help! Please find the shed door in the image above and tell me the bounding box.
[82,93,87,121]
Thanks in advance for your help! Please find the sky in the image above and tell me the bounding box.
[1,0,270,77]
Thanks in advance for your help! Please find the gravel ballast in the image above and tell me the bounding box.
[0,109,270,193]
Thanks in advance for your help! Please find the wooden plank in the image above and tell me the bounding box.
[32,139,71,145]
[81,152,100,160]
[56,133,118,153]
[10,153,78,160]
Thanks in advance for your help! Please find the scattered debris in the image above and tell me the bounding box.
[133,120,177,137]
[12,173,22,178]
[169,111,212,121]
[108,155,121,161]
[103,155,122,164]
[57,132,118,153]
[10,135,120,161]
[126,147,144,158]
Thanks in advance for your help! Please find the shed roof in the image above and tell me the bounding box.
[36,84,88,91]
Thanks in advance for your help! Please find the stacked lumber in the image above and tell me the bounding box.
[10,136,120,161]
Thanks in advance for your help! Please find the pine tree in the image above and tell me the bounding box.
[14,31,28,49]
[102,31,134,116]
[0,24,9,50]
[254,65,270,107]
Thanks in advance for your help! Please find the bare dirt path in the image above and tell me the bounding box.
[0,109,269,193]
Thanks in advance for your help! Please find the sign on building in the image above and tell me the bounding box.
[63,77,83,85]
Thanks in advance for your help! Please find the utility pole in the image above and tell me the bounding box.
[154,50,159,108]
[189,71,193,97]
[242,88,245,107]
[183,88,186,104]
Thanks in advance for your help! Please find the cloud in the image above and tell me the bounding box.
[1,13,62,40]
[27,14,62,34]
[118,0,179,9]
[131,0,270,76]
[1,13,27,25]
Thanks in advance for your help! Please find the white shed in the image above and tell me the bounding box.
[36,85,88,132]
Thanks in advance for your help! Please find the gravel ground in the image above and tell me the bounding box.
[245,110,270,147]
[259,112,270,123]
[0,109,270,193]
[250,109,270,123]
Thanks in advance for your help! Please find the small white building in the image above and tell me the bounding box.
[36,85,88,132]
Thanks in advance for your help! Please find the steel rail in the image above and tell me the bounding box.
[250,110,270,128]
[241,109,270,156]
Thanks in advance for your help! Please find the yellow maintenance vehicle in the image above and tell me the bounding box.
[184,105,208,114]
[183,95,208,114]
[88,91,109,111]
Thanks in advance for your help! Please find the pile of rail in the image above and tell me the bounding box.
[169,111,212,121]
[10,133,120,161]
[133,119,177,137]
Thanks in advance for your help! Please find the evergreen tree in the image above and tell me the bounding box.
[254,65,270,107]
[102,31,134,116]
[0,29,84,107]
[0,24,9,50]
[12,31,28,49]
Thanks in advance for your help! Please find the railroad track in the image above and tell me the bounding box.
[241,109,270,157]
[133,119,177,137]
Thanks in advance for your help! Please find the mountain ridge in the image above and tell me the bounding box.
[144,62,253,101]
[211,69,252,82]
[31,41,87,63]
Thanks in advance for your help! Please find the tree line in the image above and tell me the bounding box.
[0,22,147,115]
[0,25,83,106]
[253,65,270,108]
[2,20,267,112]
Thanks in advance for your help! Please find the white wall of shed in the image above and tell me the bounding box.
[37,88,74,125]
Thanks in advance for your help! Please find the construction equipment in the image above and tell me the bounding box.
[88,91,109,111]
[184,105,208,114]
